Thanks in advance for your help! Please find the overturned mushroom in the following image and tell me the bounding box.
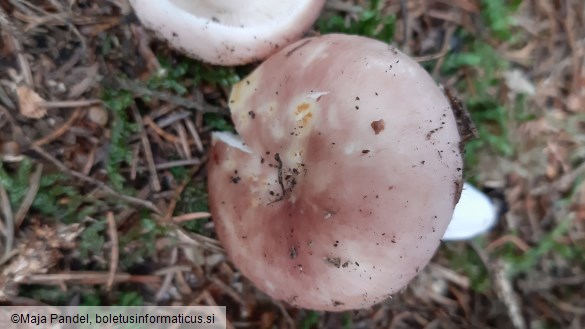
[208,34,465,310]
[129,0,326,65]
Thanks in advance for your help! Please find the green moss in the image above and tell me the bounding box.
[318,0,395,42]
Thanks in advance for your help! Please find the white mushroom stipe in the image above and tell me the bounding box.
[442,182,498,241]
[208,34,465,311]
[129,0,326,65]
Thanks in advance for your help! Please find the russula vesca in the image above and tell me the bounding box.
[208,34,465,311]
[128,0,326,65]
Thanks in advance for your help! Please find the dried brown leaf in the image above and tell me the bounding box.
[16,85,47,119]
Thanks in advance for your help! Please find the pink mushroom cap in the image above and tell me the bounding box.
[208,34,464,310]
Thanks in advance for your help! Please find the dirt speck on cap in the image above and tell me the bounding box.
[371,119,385,135]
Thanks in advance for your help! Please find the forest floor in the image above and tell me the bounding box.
[0,0,584,328]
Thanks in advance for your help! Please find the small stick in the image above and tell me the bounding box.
[432,25,456,78]
[39,99,102,109]
[106,212,119,291]
[174,271,193,295]
[172,212,211,223]
[129,144,140,180]
[153,265,192,276]
[184,119,204,153]
[34,108,83,146]
[162,165,201,222]
[131,105,161,191]
[116,186,152,228]
[156,111,192,129]
[0,185,14,265]
[175,122,192,159]
[486,235,531,253]
[23,272,161,284]
[123,158,202,173]
[201,290,235,329]
[210,276,246,306]
[15,163,43,227]
[81,147,96,176]
[144,116,180,143]
[155,247,178,301]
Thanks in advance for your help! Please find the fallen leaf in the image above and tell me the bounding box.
[16,85,47,119]
[504,70,536,96]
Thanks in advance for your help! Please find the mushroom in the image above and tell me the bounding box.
[128,0,326,65]
[443,182,497,240]
[208,34,465,310]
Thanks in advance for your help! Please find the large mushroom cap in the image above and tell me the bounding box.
[208,34,464,310]
[129,0,326,65]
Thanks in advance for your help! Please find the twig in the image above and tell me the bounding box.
[0,84,16,109]
[123,158,202,173]
[155,247,178,301]
[102,76,228,115]
[129,144,140,180]
[184,119,204,153]
[470,241,527,329]
[40,99,102,109]
[494,260,527,329]
[34,108,83,146]
[130,24,161,73]
[486,235,531,253]
[116,185,152,228]
[172,212,211,223]
[174,228,225,254]
[153,265,192,276]
[131,105,161,191]
[155,111,192,128]
[413,52,448,62]
[162,165,201,222]
[432,25,456,78]
[47,47,85,80]
[520,274,585,292]
[0,105,162,214]
[175,122,191,159]
[14,163,43,228]
[174,271,193,295]
[22,272,161,285]
[0,185,14,265]
[82,147,96,176]
[541,293,585,315]
[144,116,180,143]
[210,276,246,307]
[429,263,470,289]
[106,212,119,291]
[200,290,235,329]
[274,301,296,329]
